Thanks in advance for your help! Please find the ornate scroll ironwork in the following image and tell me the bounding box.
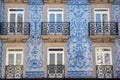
[5,65,23,78]
[96,65,113,78]
[47,65,65,78]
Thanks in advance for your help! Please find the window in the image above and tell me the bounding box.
[94,8,110,33]
[95,47,112,65]
[48,9,63,33]
[6,48,23,65]
[8,8,24,34]
[48,47,64,65]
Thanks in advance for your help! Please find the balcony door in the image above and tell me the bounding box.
[94,9,110,33]
[48,9,63,34]
[95,47,113,78]
[47,47,65,78]
[6,48,23,78]
[8,9,24,34]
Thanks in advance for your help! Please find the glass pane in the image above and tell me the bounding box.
[8,54,14,65]
[16,54,22,65]
[17,14,23,22]
[49,14,55,33]
[103,14,108,22]
[104,53,110,65]
[50,54,55,65]
[17,14,23,33]
[97,53,103,65]
[9,14,15,33]
[10,14,15,22]
[57,14,62,22]
[49,14,55,22]
[96,14,102,33]
[57,54,62,65]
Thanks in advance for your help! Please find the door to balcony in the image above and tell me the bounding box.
[48,9,63,34]
[94,8,110,34]
[8,9,24,34]
[95,47,113,78]
[5,48,23,78]
[47,47,65,78]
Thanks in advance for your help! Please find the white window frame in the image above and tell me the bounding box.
[95,47,112,65]
[8,8,24,34]
[8,8,24,22]
[47,8,64,22]
[47,47,64,65]
[94,8,110,22]
[6,47,24,65]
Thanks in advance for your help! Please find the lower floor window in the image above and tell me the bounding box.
[5,48,23,78]
[95,47,113,78]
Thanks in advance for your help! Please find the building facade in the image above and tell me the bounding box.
[0,0,120,79]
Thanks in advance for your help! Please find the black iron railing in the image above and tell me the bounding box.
[0,22,30,35]
[89,22,118,35]
[96,65,113,78]
[41,22,70,35]
[5,65,23,78]
[47,65,65,78]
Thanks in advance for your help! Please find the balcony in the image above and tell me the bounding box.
[5,0,28,3]
[89,22,118,42]
[0,22,30,42]
[41,22,70,42]
[89,0,113,3]
[47,65,65,78]
[96,65,113,78]
[44,0,67,3]
[5,65,23,79]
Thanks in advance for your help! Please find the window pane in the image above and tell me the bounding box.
[103,14,108,22]
[57,14,62,22]
[50,54,55,65]
[104,53,110,65]
[8,54,14,65]
[97,53,103,65]
[57,54,62,65]
[16,54,22,65]
[10,14,15,22]
[49,14,55,22]
[17,14,23,22]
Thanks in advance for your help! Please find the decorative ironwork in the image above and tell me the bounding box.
[89,22,118,35]
[41,22,70,35]
[5,65,23,78]
[0,22,30,35]
[96,65,113,78]
[47,65,65,78]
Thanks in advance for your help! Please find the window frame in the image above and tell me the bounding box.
[95,47,112,65]
[47,8,64,22]
[94,8,110,22]
[47,47,64,65]
[6,47,24,65]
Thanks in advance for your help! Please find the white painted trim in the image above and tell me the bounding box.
[6,47,24,65]
[47,8,64,22]
[94,8,110,22]
[47,47,64,65]
[95,47,112,65]
[8,8,24,34]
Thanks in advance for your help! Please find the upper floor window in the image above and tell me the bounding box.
[8,9,24,22]
[48,9,63,22]
[8,8,24,34]
[94,8,110,22]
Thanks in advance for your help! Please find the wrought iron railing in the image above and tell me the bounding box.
[89,22,118,35]
[41,22,70,35]
[47,65,65,78]
[0,22,30,35]
[5,65,23,78]
[96,65,113,78]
